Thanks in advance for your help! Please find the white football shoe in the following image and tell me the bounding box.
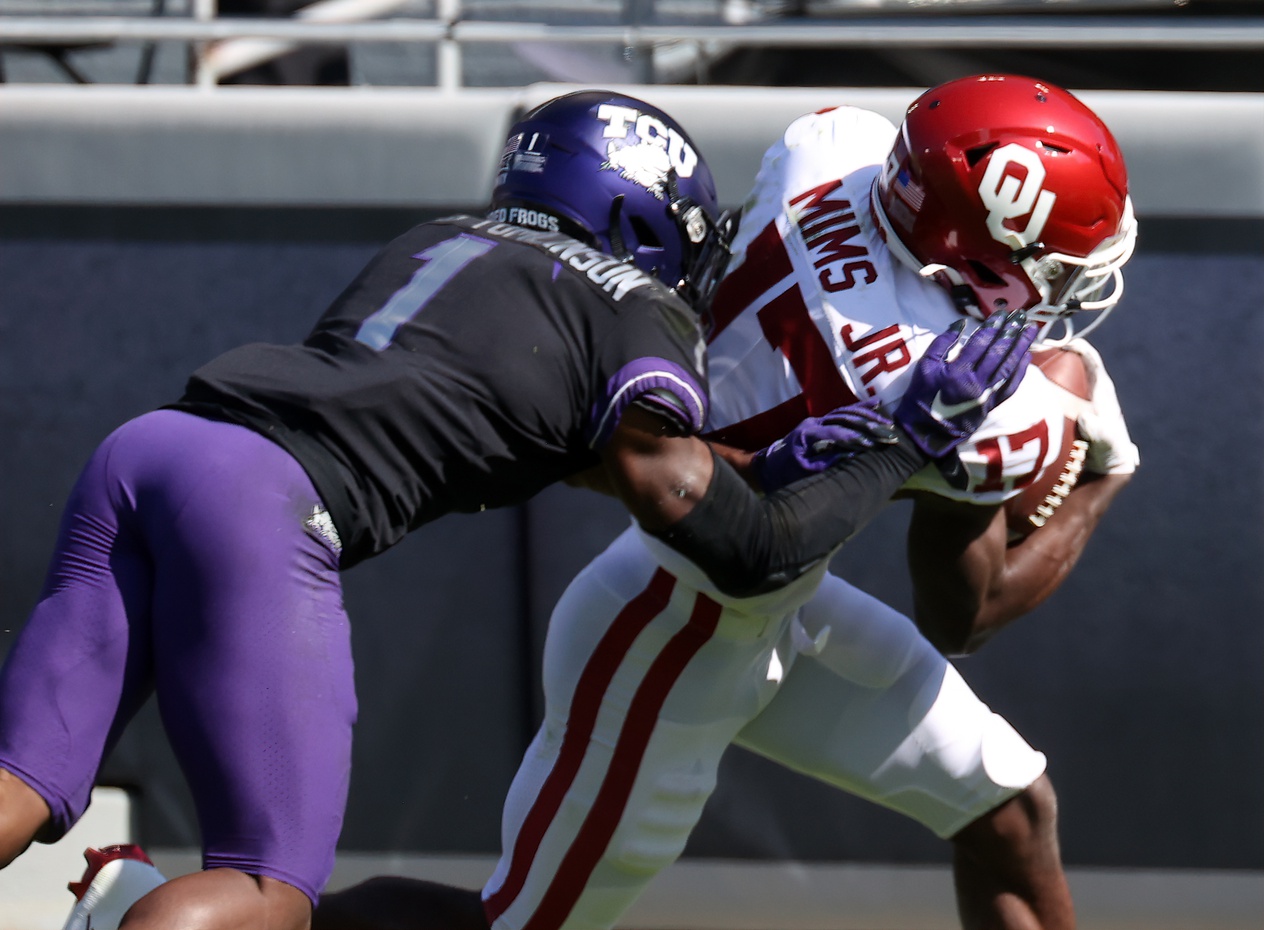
[62,844,168,930]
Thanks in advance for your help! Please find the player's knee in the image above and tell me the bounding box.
[605,771,713,876]
[951,773,1061,864]
[258,876,314,930]
[1007,773,1061,842]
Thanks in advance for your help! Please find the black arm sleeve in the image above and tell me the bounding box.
[649,430,929,598]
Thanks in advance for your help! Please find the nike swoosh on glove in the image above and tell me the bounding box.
[752,398,899,492]
[895,310,1038,459]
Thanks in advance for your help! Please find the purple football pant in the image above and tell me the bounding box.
[0,410,355,904]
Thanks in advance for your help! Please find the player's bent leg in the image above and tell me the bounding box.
[140,413,355,912]
[0,417,166,870]
[950,773,1075,930]
[484,529,798,930]
[735,573,1069,929]
[120,869,311,930]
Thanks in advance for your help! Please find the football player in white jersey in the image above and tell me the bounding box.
[304,74,1139,930]
[456,75,1138,930]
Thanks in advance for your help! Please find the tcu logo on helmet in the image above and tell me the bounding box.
[978,143,1056,249]
[596,103,698,199]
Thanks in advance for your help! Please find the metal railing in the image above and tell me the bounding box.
[2,0,1263,90]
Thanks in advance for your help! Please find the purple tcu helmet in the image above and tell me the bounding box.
[489,90,736,310]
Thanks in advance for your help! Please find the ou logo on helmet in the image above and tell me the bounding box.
[977,143,1057,249]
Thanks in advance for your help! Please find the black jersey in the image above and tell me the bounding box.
[172,216,709,568]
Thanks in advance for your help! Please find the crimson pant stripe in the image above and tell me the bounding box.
[484,568,676,921]
[520,592,723,930]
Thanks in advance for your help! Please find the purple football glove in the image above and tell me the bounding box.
[895,310,1038,459]
[752,399,899,492]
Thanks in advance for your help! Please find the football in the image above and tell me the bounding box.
[1003,348,1093,539]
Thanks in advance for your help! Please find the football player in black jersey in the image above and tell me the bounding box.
[0,91,1034,930]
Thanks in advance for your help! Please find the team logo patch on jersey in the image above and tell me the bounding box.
[595,103,698,200]
[305,506,342,552]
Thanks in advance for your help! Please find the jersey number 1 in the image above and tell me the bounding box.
[356,233,497,350]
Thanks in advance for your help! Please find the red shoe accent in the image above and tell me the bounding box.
[68,845,155,900]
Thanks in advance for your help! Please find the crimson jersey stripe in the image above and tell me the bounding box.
[706,286,860,452]
[706,220,859,452]
[483,568,676,921]
[708,221,793,341]
[756,285,858,417]
[521,591,723,930]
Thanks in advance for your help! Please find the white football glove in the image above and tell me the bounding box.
[1062,338,1139,475]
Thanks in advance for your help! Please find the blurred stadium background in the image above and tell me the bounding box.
[1,2,1262,928]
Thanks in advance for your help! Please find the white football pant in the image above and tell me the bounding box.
[482,527,1046,930]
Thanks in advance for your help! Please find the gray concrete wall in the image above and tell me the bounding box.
[2,85,1261,217]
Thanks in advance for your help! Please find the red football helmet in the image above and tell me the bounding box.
[873,74,1136,344]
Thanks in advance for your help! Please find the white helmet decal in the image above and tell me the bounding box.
[596,103,698,200]
[979,143,1057,249]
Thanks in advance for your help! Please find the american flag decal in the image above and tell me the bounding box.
[895,168,925,211]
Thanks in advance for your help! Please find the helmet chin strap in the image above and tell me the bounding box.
[913,260,978,315]
[946,282,987,319]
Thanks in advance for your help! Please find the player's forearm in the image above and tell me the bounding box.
[608,406,930,598]
[909,471,1130,654]
[652,436,927,598]
[968,472,1131,651]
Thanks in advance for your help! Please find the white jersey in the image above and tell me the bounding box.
[706,105,1070,505]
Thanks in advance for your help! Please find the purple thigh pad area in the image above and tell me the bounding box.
[0,410,355,903]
